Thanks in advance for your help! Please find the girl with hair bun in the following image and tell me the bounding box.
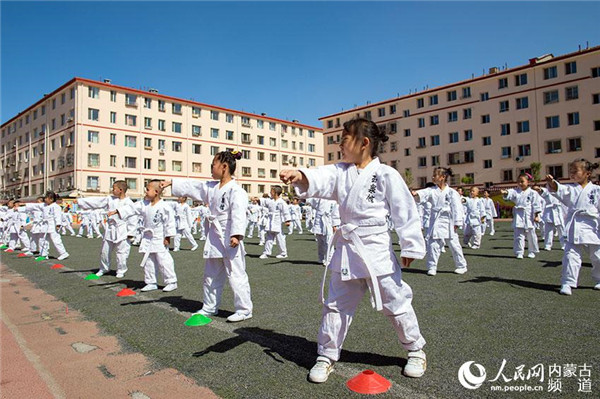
[162,150,254,322]
[413,167,468,275]
[545,159,600,296]
[501,172,543,259]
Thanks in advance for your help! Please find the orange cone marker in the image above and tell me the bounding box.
[116,288,136,297]
[17,253,28,258]
[346,370,391,395]
[51,264,64,269]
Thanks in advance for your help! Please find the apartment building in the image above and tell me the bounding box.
[0,78,323,199]
[321,46,600,188]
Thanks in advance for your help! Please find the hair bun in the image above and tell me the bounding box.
[230,150,243,160]
[381,135,389,143]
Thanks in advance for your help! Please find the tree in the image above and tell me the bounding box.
[461,176,474,185]
[530,162,542,182]
[404,168,414,187]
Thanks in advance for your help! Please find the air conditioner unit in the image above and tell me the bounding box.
[515,156,523,162]
[159,150,165,155]
[67,117,73,123]
[39,151,44,155]
[280,132,285,137]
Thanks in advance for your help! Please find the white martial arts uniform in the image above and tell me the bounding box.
[172,201,198,251]
[246,203,260,238]
[77,196,135,275]
[504,187,542,257]
[550,182,600,288]
[6,209,31,251]
[463,197,485,249]
[59,212,76,236]
[118,199,177,286]
[482,197,498,236]
[416,185,467,272]
[260,197,291,257]
[190,206,200,234]
[198,205,210,240]
[539,188,566,250]
[294,157,426,361]
[24,203,69,259]
[288,204,303,234]
[308,198,336,264]
[77,210,94,238]
[172,178,252,316]
[257,205,269,245]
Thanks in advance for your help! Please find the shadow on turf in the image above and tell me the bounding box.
[120,295,235,317]
[192,327,406,370]
[89,279,148,290]
[459,276,559,292]
[59,269,97,274]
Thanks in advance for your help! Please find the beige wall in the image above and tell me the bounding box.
[1,78,324,199]
[321,47,600,188]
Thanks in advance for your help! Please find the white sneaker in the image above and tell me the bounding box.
[190,245,199,252]
[544,247,552,251]
[259,254,269,259]
[559,284,572,296]
[163,283,178,292]
[227,312,252,322]
[527,253,536,259]
[516,254,524,259]
[594,283,600,290]
[404,350,427,378]
[116,271,125,278]
[173,248,180,252]
[95,270,105,277]
[427,269,437,276]
[141,284,158,292]
[57,253,69,261]
[194,308,218,317]
[308,356,334,383]
[454,268,468,275]
[276,254,288,259]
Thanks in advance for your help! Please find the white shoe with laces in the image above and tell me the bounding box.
[141,284,158,292]
[95,270,105,277]
[194,308,218,317]
[276,254,288,259]
[404,349,427,378]
[559,284,572,296]
[162,283,178,292]
[427,269,437,276]
[454,268,468,275]
[57,253,69,261]
[259,254,269,259]
[527,253,536,259]
[116,271,125,278]
[308,356,334,383]
[227,312,252,322]
[594,283,600,290]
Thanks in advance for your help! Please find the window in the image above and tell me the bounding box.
[430,115,439,125]
[225,130,234,141]
[448,111,458,122]
[208,128,219,139]
[192,144,202,154]
[464,129,473,141]
[404,128,411,137]
[125,114,137,126]
[158,159,166,171]
[417,98,424,108]
[481,114,490,124]
[447,90,457,102]
[517,120,530,133]
[543,90,559,104]
[484,159,493,169]
[389,123,397,133]
[464,150,474,163]
[172,161,182,172]
[88,108,99,121]
[544,66,558,80]
[449,132,459,143]
[480,92,489,101]
[548,165,564,179]
[210,146,219,155]
[390,141,398,152]
[210,110,219,121]
[192,107,201,117]
[110,155,117,167]
[88,87,99,98]
[568,112,580,126]
[502,169,513,182]
[483,136,491,146]
[515,73,528,86]
[192,162,202,173]
[87,130,99,143]
[418,157,427,168]
[88,153,100,167]
[565,86,579,101]
[501,123,511,136]
[269,122,276,131]
[110,111,116,124]
[418,118,425,128]
[241,167,251,177]
[462,87,471,99]
[172,141,182,152]
[144,137,152,148]
[518,144,531,157]
[378,107,385,117]
[568,137,582,152]
[463,108,472,119]
[308,144,315,153]
[124,157,136,168]
[429,95,438,105]
[431,155,440,166]
[144,117,152,129]
[242,150,251,160]
[110,91,117,102]
[390,104,397,114]
[192,125,201,136]
[499,100,509,113]
[501,146,511,158]
[417,137,426,148]
[594,93,600,104]
[144,158,152,170]
[144,98,152,109]
[158,119,166,131]
[364,111,371,120]
[125,178,137,190]
[158,139,166,150]
[431,135,440,146]
[546,140,562,154]
[110,133,116,145]
[87,176,99,190]
[172,103,182,114]
[125,94,137,106]
[565,61,577,75]
[498,77,508,89]
[61,93,65,104]
[270,137,277,147]
[125,135,137,147]
[404,148,411,156]
[546,116,560,129]
[516,97,529,109]
[595,120,600,131]
[448,152,460,165]
[158,100,165,112]
[257,151,265,161]
[172,122,182,133]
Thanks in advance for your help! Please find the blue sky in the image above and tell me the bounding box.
[2,1,599,128]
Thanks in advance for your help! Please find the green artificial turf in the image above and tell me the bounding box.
[2,223,598,398]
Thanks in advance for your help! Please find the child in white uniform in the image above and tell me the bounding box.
[481,190,497,236]
[463,187,485,249]
[259,186,291,259]
[163,150,253,322]
[545,160,600,295]
[172,196,198,252]
[23,192,69,261]
[281,118,427,383]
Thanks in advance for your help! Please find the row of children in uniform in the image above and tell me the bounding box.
[2,118,599,386]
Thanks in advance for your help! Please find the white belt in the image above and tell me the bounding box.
[323,223,389,311]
